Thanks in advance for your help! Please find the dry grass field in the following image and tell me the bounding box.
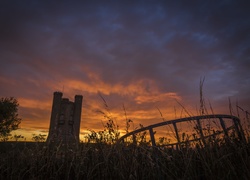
[1,122,250,179]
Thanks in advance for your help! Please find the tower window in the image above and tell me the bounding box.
[59,114,65,124]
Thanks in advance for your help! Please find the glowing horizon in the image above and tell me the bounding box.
[12,87,238,142]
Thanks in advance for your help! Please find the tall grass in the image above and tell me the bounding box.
[0,130,250,179]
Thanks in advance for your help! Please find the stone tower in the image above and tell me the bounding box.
[46,92,83,144]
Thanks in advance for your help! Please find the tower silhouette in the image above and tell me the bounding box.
[46,92,83,144]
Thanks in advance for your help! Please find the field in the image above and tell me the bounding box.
[0,134,250,179]
[1,101,250,179]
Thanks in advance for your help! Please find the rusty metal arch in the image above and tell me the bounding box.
[118,114,246,148]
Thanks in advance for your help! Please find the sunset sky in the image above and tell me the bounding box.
[1,1,250,141]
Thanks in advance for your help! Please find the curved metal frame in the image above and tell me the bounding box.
[118,114,246,148]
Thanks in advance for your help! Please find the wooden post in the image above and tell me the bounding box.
[196,119,206,146]
[132,134,136,145]
[219,117,229,139]
[149,128,156,147]
[173,122,181,150]
[233,118,246,142]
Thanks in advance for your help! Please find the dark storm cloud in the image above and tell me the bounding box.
[0,0,250,136]
[1,2,249,83]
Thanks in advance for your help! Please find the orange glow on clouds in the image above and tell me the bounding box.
[54,77,181,101]
[135,92,181,104]
[19,98,51,110]
[9,69,232,142]
[12,73,185,141]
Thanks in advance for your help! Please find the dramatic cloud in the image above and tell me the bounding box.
[0,1,249,140]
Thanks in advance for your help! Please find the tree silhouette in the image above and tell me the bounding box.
[0,97,21,141]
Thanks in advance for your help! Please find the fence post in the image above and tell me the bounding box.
[149,128,156,147]
[196,119,206,146]
[233,118,246,143]
[173,122,181,150]
[219,117,229,139]
[132,134,136,145]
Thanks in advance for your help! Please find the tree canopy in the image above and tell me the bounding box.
[0,97,21,141]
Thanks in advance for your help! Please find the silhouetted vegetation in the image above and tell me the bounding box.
[0,97,21,141]
[1,107,250,179]
[0,134,250,179]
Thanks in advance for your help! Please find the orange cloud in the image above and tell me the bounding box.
[48,73,182,104]
[12,72,186,141]
[18,98,51,110]
[135,92,181,104]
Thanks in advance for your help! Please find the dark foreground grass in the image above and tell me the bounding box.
[0,140,250,180]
